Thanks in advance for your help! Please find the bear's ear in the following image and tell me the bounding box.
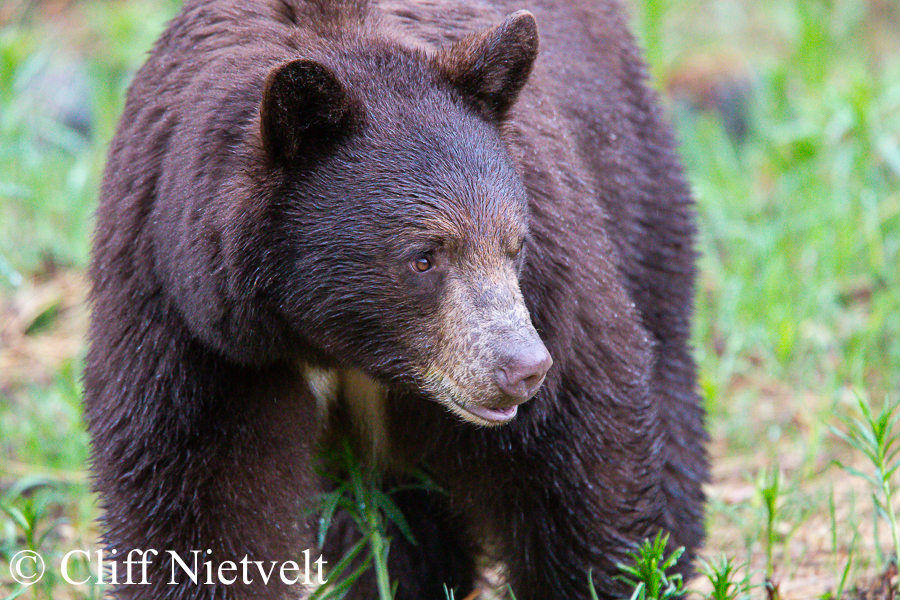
[432,10,539,123]
[260,59,356,163]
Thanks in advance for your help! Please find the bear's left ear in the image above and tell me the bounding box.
[432,10,539,123]
[260,59,358,164]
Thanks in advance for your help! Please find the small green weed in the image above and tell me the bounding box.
[832,392,900,568]
[312,441,431,600]
[615,532,685,600]
[754,468,783,580]
[1,478,98,600]
[697,555,754,600]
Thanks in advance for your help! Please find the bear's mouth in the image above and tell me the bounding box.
[451,401,518,426]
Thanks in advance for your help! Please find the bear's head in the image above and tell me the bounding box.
[259,11,550,426]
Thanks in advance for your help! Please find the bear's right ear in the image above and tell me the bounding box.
[260,59,356,164]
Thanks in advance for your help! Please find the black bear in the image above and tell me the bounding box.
[84,0,707,598]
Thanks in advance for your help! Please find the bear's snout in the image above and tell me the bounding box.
[494,341,552,402]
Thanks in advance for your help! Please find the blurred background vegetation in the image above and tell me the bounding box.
[0,0,898,598]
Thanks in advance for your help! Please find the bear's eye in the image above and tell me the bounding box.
[412,255,433,273]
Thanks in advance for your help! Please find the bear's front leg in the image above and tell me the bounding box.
[85,319,319,600]
[436,408,668,600]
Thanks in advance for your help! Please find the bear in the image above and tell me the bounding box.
[83,0,708,598]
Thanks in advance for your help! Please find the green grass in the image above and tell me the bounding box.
[665,0,900,427]
[1,3,181,597]
[0,0,180,277]
[1,0,899,598]
[312,441,424,600]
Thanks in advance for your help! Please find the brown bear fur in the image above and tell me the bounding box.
[84,0,707,598]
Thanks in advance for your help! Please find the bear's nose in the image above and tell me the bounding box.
[495,343,553,402]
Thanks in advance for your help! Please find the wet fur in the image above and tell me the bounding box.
[84,0,708,598]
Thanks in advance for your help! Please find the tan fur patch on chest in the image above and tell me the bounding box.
[302,364,391,463]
